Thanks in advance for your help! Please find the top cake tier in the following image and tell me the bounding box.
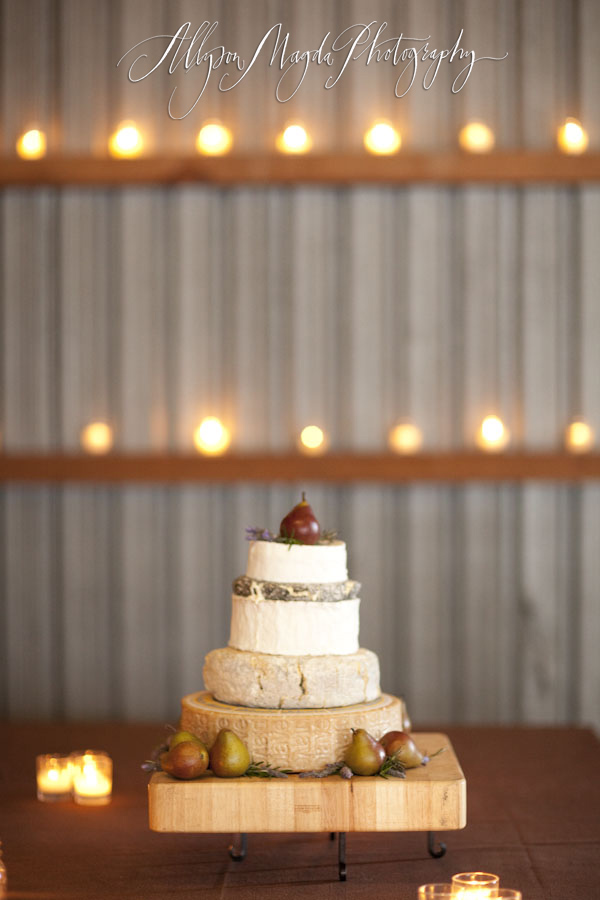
[246,540,348,584]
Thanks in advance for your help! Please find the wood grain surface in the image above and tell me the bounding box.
[148,732,465,833]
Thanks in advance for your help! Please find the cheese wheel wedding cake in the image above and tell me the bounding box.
[180,495,408,771]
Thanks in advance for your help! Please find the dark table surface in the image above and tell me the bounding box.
[0,722,598,899]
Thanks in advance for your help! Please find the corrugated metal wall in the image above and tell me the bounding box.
[1,0,599,728]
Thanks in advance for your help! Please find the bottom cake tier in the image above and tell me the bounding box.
[180,691,411,772]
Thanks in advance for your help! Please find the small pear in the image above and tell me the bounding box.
[380,731,425,768]
[279,493,321,544]
[209,729,251,777]
[343,728,386,776]
[169,730,204,750]
[161,740,209,779]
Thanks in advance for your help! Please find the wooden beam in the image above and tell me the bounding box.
[1,452,599,483]
[1,152,599,187]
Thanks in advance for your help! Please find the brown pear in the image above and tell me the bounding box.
[209,729,251,777]
[161,740,209,779]
[279,493,321,544]
[380,731,425,768]
[343,728,386,776]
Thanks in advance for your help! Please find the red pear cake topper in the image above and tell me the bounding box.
[245,493,338,545]
[279,493,320,545]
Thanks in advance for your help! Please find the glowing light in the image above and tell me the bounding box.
[557,118,588,155]
[80,422,113,455]
[193,417,231,455]
[299,425,326,454]
[565,420,594,453]
[389,423,423,453]
[36,754,72,801]
[276,124,311,154]
[196,121,233,155]
[364,122,401,155]
[476,416,510,452]
[451,873,500,897]
[452,891,493,900]
[16,129,47,159]
[71,751,112,806]
[458,121,495,153]
[108,123,143,158]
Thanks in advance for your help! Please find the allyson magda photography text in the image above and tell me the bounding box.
[118,19,509,117]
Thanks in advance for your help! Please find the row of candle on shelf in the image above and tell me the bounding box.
[15,116,590,160]
[419,872,521,897]
[36,751,112,806]
[77,415,596,456]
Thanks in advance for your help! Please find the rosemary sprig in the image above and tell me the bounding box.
[378,756,407,779]
[245,761,291,778]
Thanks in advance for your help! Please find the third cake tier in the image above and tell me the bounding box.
[205,646,380,708]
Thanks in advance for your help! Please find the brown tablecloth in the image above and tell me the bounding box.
[0,722,598,899]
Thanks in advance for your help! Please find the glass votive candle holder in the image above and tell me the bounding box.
[71,750,112,806]
[451,873,500,898]
[36,753,73,802]
[418,885,455,898]
[494,893,521,900]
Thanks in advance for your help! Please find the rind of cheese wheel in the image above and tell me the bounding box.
[233,575,360,603]
[246,540,348,584]
[229,596,359,656]
[204,646,380,709]
[181,691,409,772]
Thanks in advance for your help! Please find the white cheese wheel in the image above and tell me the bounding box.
[246,540,348,584]
[229,595,360,656]
[204,646,380,709]
[181,691,410,771]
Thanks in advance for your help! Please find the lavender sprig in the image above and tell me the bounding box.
[299,761,344,778]
[245,526,276,542]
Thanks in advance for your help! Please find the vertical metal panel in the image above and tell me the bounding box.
[1,0,55,152]
[61,488,114,717]
[1,0,599,731]
[60,1,111,154]
[2,192,60,450]
[5,488,61,717]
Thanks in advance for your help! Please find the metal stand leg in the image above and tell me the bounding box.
[229,833,248,862]
[427,831,446,859]
[338,832,347,881]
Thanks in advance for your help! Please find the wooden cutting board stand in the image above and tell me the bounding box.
[148,732,466,881]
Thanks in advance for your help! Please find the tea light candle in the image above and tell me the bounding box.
[36,754,72,802]
[451,872,500,897]
[71,751,112,805]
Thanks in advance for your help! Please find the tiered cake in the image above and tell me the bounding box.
[180,498,408,771]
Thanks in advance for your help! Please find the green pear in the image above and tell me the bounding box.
[343,728,386,776]
[209,729,251,777]
[169,730,204,750]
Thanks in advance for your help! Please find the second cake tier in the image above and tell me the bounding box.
[205,646,380,708]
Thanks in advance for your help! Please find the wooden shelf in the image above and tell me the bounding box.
[2,152,599,186]
[1,452,599,483]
